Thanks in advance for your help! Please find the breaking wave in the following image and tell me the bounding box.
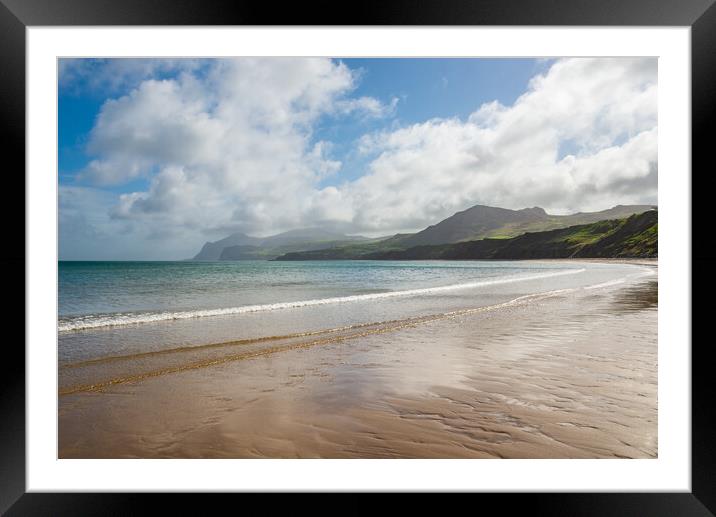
[58,268,585,332]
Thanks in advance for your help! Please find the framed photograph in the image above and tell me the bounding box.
[4,0,714,512]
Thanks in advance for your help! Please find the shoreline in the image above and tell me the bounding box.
[59,267,588,334]
[524,257,657,265]
[272,257,657,264]
[59,260,653,334]
[59,269,657,459]
[58,287,587,395]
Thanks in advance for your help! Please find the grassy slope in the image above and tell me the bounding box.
[400,204,655,245]
[273,234,415,260]
[481,205,655,240]
[357,210,658,260]
[276,206,655,260]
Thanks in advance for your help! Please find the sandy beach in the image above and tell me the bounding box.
[54,54,660,465]
[58,261,657,459]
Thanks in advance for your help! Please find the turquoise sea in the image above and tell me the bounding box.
[58,260,653,363]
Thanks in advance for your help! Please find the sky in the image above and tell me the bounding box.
[59,57,658,260]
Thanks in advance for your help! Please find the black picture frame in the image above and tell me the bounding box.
[2,0,713,512]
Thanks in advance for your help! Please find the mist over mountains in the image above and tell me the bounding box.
[192,203,655,261]
[192,228,369,261]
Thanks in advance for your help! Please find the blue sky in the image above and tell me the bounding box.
[60,59,546,191]
[59,57,657,260]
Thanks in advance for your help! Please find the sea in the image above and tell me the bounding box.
[58,259,654,364]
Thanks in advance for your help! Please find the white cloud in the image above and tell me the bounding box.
[336,96,399,118]
[77,58,398,238]
[65,57,657,257]
[341,57,657,232]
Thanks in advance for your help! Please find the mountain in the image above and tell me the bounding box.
[399,205,550,247]
[259,228,359,248]
[193,232,261,260]
[191,228,369,261]
[359,210,657,260]
[218,245,263,260]
[274,204,655,260]
[399,204,656,247]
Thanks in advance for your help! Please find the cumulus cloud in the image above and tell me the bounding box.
[64,57,657,257]
[342,57,657,231]
[74,58,399,237]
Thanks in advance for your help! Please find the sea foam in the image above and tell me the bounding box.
[58,268,585,332]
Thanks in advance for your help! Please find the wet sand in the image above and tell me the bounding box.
[59,269,657,459]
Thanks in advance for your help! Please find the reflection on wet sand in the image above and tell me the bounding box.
[611,279,658,312]
[57,290,572,396]
[59,273,657,459]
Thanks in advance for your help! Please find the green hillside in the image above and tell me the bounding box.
[393,204,654,246]
[360,210,657,261]
[274,204,655,261]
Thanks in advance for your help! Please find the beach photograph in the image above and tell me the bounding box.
[58,57,658,459]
